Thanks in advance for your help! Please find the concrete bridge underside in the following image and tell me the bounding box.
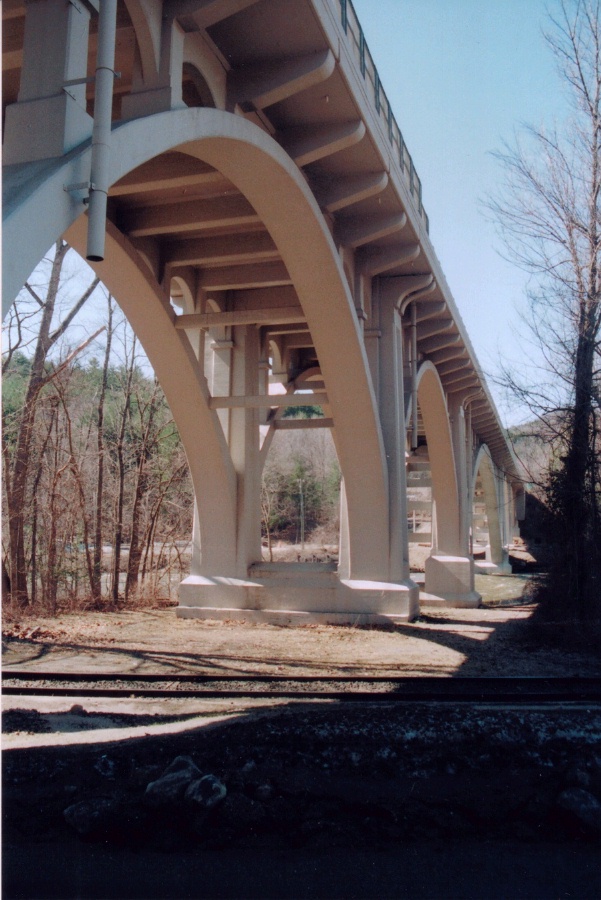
[2,0,524,623]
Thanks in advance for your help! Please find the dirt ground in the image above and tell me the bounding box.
[3,573,601,900]
[3,574,599,681]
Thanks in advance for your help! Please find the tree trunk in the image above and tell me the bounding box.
[92,297,113,604]
[111,341,136,603]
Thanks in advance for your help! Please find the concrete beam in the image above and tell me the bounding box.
[273,418,333,430]
[166,231,279,267]
[381,273,434,307]
[414,301,447,323]
[284,120,365,167]
[416,319,454,341]
[357,244,421,276]
[176,305,305,329]
[436,358,473,377]
[210,392,328,409]
[197,261,291,290]
[231,49,335,110]
[110,155,224,196]
[419,332,462,354]
[428,347,469,366]
[121,195,260,236]
[317,171,388,213]
[166,0,261,29]
[335,212,406,249]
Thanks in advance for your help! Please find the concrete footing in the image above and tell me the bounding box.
[422,554,481,608]
[177,562,420,625]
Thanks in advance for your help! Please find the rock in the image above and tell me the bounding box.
[556,787,601,833]
[69,704,87,716]
[185,774,227,810]
[564,765,591,789]
[64,798,118,835]
[144,756,202,808]
[254,783,274,801]
[162,755,202,779]
[94,754,115,778]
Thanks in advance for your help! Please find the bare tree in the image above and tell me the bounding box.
[489,0,601,619]
[2,242,100,604]
[91,295,114,604]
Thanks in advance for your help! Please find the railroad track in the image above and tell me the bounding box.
[2,673,601,704]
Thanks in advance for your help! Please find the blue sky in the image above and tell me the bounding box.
[351,0,565,423]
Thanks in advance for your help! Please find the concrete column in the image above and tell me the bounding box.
[4,0,93,163]
[449,396,470,554]
[229,325,262,576]
[377,287,412,583]
[422,379,479,607]
[208,337,233,442]
[121,17,186,119]
[338,478,350,580]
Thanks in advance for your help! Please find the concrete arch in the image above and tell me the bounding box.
[182,36,226,109]
[472,444,504,567]
[64,214,237,576]
[4,107,389,581]
[170,273,196,314]
[415,361,460,555]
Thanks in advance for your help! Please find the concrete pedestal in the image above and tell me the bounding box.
[177,563,420,625]
[421,554,481,608]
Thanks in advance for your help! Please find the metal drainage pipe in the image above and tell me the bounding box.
[87,0,117,262]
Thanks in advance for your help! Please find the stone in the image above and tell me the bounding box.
[564,765,591,789]
[64,798,118,835]
[185,774,227,810]
[556,787,601,833]
[162,755,202,779]
[254,783,274,801]
[94,754,115,778]
[144,756,202,808]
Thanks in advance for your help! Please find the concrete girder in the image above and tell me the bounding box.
[274,418,333,430]
[445,375,481,393]
[197,261,291,291]
[168,0,262,30]
[120,195,261,237]
[335,212,407,249]
[110,154,225,196]
[416,318,454,342]
[282,119,366,167]
[436,358,473,377]
[165,231,279,267]
[413,301,447,323]
[419,332,462,355]
[428,347,469,366]
[356,243,421,276]
[209,392,328,409]
[317,171,388,213]
[176,306,305,329]
[230,49,335,111]
[379,273,434,308]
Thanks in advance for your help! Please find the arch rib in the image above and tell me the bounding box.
[5,107,390,582]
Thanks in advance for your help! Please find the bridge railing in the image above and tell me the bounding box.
[338,0,429,233]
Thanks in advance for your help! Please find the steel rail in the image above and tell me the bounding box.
[2,673,600,703]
